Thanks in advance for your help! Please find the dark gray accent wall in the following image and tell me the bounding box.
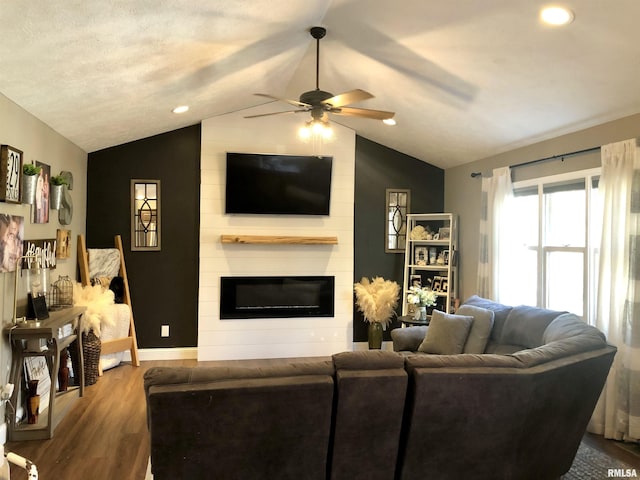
[87,124,201,348]
[354,136,444,342]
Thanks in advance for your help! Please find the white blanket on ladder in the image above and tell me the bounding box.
[99,303,131,371]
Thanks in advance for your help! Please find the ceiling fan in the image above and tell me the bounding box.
[245,26,395,130]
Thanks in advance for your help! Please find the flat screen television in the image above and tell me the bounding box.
[225,152,332,215]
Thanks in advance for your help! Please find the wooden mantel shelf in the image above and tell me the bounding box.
[220,235,338,245]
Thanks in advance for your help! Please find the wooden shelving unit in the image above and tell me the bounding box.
[220,235,338,245]
[402,213,458,318]
[5,306,86,441]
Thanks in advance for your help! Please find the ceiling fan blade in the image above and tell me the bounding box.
[254,93,310,109]
[322,89,373,108]
[244,110,306,119]
[331,106,395,120]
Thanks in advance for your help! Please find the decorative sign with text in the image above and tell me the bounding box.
[22,238,57,269]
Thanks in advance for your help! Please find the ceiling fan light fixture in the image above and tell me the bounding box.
[383,118,397,126]
[298,119,333,141]
[540,6,574,25]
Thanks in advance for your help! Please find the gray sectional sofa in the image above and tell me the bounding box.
[144,296,615,480]
[392,295,616,479]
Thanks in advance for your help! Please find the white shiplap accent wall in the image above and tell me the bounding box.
[198,107,355,360]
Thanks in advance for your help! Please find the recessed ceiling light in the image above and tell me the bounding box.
[172,105,189,114]
[540,6,575,25]
[383,118,396,126]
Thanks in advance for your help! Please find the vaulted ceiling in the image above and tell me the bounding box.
[0,1,638,169]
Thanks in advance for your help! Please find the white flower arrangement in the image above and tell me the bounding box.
[407,286,438,307]
[353,276,400,329]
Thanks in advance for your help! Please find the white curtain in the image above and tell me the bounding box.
[477,167,514,301]
[589,138,640,441]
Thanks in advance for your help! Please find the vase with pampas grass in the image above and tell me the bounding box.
[354,276,400,349]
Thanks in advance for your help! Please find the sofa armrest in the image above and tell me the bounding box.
[390,326,428,352]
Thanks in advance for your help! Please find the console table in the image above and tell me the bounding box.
[5,306,86,440]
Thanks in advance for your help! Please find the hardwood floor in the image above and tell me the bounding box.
[5,358,640,479]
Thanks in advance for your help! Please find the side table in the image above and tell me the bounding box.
[5,306,86,440]
[399,315,431,327]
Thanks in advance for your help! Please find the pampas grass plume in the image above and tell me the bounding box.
[354,276,400,328]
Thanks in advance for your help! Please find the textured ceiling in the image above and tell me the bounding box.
[0,0,638,168]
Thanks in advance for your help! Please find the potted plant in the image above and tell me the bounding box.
[354,276,400,349]
[49,174,68,210]
[407,285,438,321]
[21,163,41,205]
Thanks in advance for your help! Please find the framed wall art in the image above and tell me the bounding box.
[56,229,71,259]
[32,161,50,224]
[0,214,24,273]
[0,145,23,204]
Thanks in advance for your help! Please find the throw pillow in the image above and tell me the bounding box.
[418,310,474,355]
[457,305,495,354]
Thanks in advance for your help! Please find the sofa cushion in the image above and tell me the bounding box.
[512,334,609,368]
[462,295,513,341]
[144,359,334,397]
[333,350,405,369]
[457,305,495,354]
[418,310,473,355]
[391,326,428,352]
[542,313,606,344]
[405,352,523,370]
[501,305,565,348]
[484,342,524,355]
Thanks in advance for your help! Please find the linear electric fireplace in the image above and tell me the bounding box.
[220,276,335,319]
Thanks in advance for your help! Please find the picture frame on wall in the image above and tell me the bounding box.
[0,145,23,204]
[56,229,71,259]
[0,214,24,273]
[32,161,50,224]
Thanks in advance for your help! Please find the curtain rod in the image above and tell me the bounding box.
[470,145,601,178]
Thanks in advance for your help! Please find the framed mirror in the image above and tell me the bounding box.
[131,179,160,251]
[385,188,410,253]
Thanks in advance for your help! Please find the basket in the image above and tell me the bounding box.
[70,330,101,386]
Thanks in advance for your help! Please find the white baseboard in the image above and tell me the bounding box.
[121,347,198,362]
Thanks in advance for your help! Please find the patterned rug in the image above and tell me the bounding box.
[563,442,638,479]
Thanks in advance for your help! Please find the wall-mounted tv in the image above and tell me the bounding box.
[225,152,332,215]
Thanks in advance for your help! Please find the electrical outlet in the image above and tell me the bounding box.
[161,325,169,337]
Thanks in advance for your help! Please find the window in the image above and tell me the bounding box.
[499,168,601,323]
